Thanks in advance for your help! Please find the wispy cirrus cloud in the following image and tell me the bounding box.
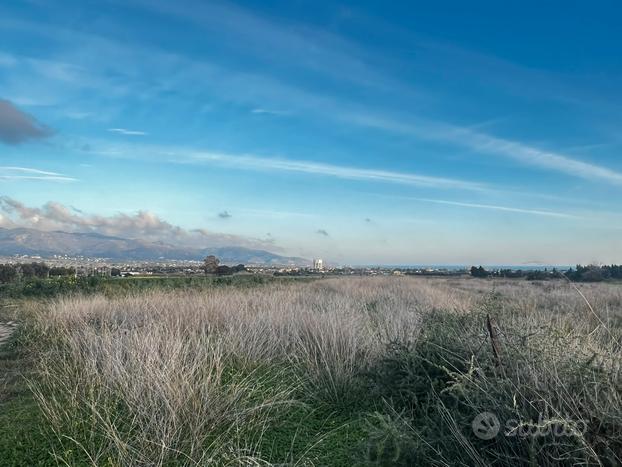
[9,12,619,191]
[88,141,488,191]
[446,127,622,187]
[129,3,622,188]
[410,197,580,219]
[0,166,76,182]
[86,3,622,188]
[5,6,620,192]
[108,128,148,136]
[250,108,291,116]
[120,0,412,95]
[349,112,622,187]
[187,151,487,191]
[0,99,52,144]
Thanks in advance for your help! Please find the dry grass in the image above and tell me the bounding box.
[27,277,622,466]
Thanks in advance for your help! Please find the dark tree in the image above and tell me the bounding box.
[19,263,35,278]
[526,270,548,281]
[22,262,50,279]
[49,266,76,277]
[216,265,233,275]
[470,266,489,278]
[0,264,17,284]
[581,267,604,282]
[35,263,49,278]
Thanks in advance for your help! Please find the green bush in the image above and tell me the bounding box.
[358,294,622,466]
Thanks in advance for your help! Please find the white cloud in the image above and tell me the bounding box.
[448,128,622,186]
[6,11,620,189]
[86,141,488,191]
[0,176,76,181]
[348,113,622,187]
[0,197,276,249]
[0,166,62,176]
[108,128,148,136]
[411,197,581,219]
[251,108,290,116]
[0,166,76,182]
[187,150,488,191]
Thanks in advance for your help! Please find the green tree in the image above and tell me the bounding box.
[470,266,489,278]
[0,264,17,284]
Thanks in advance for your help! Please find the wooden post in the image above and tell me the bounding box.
[486,314,503,370]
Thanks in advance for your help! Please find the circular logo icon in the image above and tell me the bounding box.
[472,412,500,440]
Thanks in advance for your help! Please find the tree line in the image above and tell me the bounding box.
[564,264,622,282]
[470,264,622,282]
[0,262,76,284]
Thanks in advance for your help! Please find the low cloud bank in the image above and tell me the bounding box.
[0,197,277,250]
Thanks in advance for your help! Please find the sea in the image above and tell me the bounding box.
[356,264,572,271]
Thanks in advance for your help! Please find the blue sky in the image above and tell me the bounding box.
[1,0,621,265]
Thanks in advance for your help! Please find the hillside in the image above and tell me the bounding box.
[0,227,306,265]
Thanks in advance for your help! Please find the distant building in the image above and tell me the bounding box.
[93,266,112,277]
[312,258,324,270]
[75,266,111,277]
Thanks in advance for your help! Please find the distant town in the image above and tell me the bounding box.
[0,253,472,278]
[2,252,616,282]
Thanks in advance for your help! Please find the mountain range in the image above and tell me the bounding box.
[0,227,307,265]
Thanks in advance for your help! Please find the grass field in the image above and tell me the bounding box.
[1,276,621,466]
[0,274,305,300]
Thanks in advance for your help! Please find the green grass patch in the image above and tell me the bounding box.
[0,330,56,467]
[259,403,369,466]
[0,396,54,467]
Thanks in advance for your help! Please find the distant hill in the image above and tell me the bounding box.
[0,227,307,265]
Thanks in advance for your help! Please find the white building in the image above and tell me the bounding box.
[312,258,324,270]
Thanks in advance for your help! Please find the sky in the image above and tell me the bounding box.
[1,0,621,266]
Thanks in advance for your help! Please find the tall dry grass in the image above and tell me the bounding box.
[30,278,440,465]
[363,279,622,466]
[27,277,622,466]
